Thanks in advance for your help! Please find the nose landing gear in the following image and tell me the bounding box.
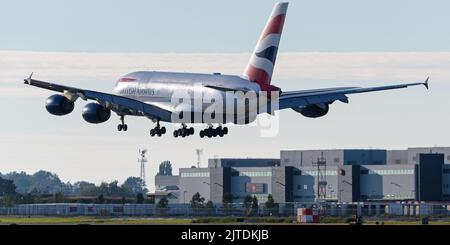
[199,125,228,138]
[173,124,194,138]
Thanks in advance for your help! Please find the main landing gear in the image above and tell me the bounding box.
[117,115,128,131]
[199,125,228,138]
[150,120,166,137]
[173,124,194,138]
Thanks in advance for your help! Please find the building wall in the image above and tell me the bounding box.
[387,150,409,165]
[359,165,416,200]
[179,168,211,204]
[292,166,339,202]
[417,154,444,201]
[209,167,231,204]
[230,167,273,203]
[208,158,280,168]
[408,147,450,165]
[343,149,387,165]
[443,165,450,200]
[272,167,288,203]
[280,150,344,167]
[281,149,387,167]
[338,165,359,202]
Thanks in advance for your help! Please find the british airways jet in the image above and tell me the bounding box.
[24,2,428,138]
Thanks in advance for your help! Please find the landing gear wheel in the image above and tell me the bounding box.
[173,124,194,138]
[118,115,127,132]
[199,125,228,138]
[150,120,166,137]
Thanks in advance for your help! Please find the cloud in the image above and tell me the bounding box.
[276,52,450,83]
[0,87,49,97]
[1,51,449,97]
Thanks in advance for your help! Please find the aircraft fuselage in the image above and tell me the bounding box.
[113,71,266,124]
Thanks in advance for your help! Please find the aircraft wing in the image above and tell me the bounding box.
[23,76,172,121]
[278,78,429,110]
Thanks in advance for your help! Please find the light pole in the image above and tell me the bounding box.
[275,181,285,186]
[390,181,401,188]
[275,181,292,202]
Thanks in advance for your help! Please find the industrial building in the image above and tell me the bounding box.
[153,147,450,205]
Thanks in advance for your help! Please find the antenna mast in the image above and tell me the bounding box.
[139,149,148,186]
[196,149,203,168]
[313,152,327,202]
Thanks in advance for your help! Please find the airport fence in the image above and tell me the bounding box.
[0,202,449,217]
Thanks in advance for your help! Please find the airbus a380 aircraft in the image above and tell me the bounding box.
[24,2,428,138]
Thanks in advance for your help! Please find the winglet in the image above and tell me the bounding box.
[24,72,33,84]
[423,76,429,90]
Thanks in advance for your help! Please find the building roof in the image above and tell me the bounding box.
[146,192,173,197]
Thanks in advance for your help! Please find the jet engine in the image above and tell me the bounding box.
[45,94,75,116]
[292,103,329,118]
[82,103,111,124]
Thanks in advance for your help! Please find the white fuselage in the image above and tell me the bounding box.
[112,71,264,124]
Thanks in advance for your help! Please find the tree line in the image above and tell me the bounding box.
[0,170,149,206]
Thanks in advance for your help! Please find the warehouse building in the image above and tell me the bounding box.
[281,149,387,167]
[153,147,450,204]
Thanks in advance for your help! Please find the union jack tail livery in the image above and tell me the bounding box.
[243,2,288,92]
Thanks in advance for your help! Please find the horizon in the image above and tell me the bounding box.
[2,144,450,186]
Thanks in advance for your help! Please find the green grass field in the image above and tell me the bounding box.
[0,216,191,225]
[364,220,450,225]
[1,216,449,225]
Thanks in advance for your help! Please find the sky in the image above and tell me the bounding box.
[0,0,450,191]
[1,0,450,52]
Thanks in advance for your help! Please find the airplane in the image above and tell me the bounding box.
[24,2,428,138]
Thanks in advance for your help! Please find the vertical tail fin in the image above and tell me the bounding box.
[243,2,288,92]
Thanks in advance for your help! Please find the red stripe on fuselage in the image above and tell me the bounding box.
[118,77,137,83]
[261,14,286,39]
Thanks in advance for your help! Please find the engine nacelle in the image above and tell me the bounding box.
[45,94,75,116]
[82,103,111,124]
[293,103,329,118]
